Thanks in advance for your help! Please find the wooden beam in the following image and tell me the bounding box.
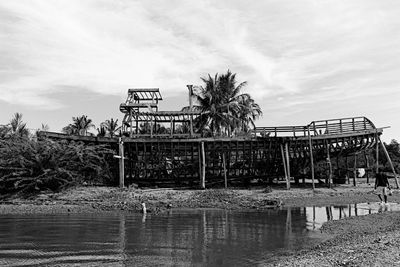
[353,153,357,186]
[379,137,400,189]
[201,141,206,189]
[222,152,227,188]
[364,151,370,184]
[285,142,291,190]
[308,127,315,190]
[326,141,332,188]
[375,133,379,173]
[118,138,125,188]
[280,144,289,189]
[187,85,194,137]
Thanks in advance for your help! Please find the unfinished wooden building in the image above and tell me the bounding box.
[115,88,398,189]
[40,88,399,189]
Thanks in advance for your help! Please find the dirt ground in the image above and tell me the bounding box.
[1,180,400,266]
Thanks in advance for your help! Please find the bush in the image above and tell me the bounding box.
[0,137,114,197]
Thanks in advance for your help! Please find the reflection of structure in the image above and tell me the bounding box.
[120,88,201,138]
[304,202,400,230]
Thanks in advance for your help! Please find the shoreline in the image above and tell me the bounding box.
[1,183,400,265]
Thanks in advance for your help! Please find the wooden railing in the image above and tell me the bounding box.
[253,116,376,138]
[253,125,308,137]
[308,117,376,136]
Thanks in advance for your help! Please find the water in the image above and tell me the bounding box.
[0,203,398,266]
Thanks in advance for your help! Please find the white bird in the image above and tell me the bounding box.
[141,203,147,214]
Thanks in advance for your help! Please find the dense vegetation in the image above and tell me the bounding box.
[0,113,115,197]
[0,137,114,197]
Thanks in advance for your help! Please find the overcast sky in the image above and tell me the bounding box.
[1,0,400,141]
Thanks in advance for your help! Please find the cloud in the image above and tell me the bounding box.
[0,0,400,134]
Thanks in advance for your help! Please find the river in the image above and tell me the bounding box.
[0,203,393,266]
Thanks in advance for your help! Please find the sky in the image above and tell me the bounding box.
[1,0,400,141]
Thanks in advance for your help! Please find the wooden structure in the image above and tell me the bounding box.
[39,116,398,189]
[120,88,201,138]
[39,88,398,189]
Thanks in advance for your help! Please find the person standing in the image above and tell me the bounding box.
[374,170,391,205]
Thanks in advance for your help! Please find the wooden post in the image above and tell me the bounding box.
[150,117,153,137]
[375,133,379,173]
[326,144,332,188]
[345,155,349,184]
[379,137,400,188]
[187,85,194,137]
[118,138,125,188]
[280,144,288,188]
[222,152,227,188]
[135,114,138,135]
[353,153,357,186]
[201,141,206,189]
[198,142,202,184]
[285,142,291,190]
[129,109,133,138]
[364,152,370,184]
[308,127,315,190]
[336,155,340,184]
[170,118,173,137]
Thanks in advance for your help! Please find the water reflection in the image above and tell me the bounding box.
[306,202,400,230]
[0,203,398,266]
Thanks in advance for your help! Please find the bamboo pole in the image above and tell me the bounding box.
[201,141,206,189]
[345,155,349,184]
[353,153,357,186]
[285,142,291,190]
[118,138,125,188]
[129,109,133,138]
[326,142,332,188]
[375,133,379,173]
[308,127,315,190]
[222,153,227,188]
[364,152,370,184]
[379,137,400,188]
[198,143,202,184]
[187,85,194,137]
[280,144,288,188]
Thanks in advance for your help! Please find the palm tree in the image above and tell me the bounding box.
[40,123,50,132]
[235,94,262,133]
[100,118,120,137]
[97,126,107,137]
[187,70,262,136]
[62,115,94,136]
[9,113,30,137]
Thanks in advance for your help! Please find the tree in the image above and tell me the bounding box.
[100,118,120,137]
[62,115,94,136]
[40,123,50,132]
[0,113,30,138]
[235,94,262,133]
[186,70,262,136]
[97,126,107,137]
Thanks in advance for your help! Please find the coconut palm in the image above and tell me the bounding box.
[62,115,94,136]
[96,126,107,137]
[234,94,262,133]
[186,70,262,136]
[40,123,50,132]
[100,118,120,137]
[9,113,30,137]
